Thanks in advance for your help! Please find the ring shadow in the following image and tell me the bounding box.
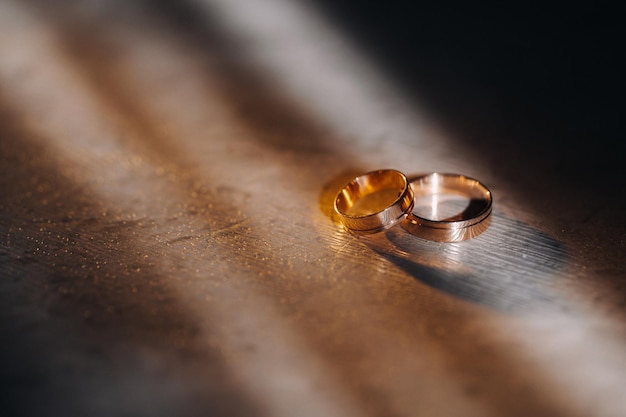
[366,215,568,313]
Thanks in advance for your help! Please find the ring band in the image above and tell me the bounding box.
[334,169,415,234]
[401,173,492,242]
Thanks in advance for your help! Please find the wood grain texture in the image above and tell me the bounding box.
[0,1,625,417]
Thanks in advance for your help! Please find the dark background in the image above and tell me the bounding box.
[306,1,625,190]
[308,2,623,138]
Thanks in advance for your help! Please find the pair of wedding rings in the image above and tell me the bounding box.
[333,169,492,242]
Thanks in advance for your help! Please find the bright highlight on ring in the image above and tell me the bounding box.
[333,170,492,241]
[334,169,415,234]
[401,173,492,242]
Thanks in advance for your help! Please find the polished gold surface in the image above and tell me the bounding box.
[334,169,414,233]
[402,173,492,242]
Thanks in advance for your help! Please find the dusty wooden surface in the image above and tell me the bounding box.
[0,1,625,416]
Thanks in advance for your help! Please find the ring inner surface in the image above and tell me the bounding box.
[337,171,406,217]
[410,174,490,222]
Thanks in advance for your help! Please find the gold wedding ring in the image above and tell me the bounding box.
[401,173,492,242]
[333,170,492,241]
[334,169,415,234]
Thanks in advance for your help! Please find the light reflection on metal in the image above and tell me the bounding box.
[402,173,493,242]
[334,169,414,234]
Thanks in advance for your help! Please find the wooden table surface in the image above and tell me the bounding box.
[1,1,625,416]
